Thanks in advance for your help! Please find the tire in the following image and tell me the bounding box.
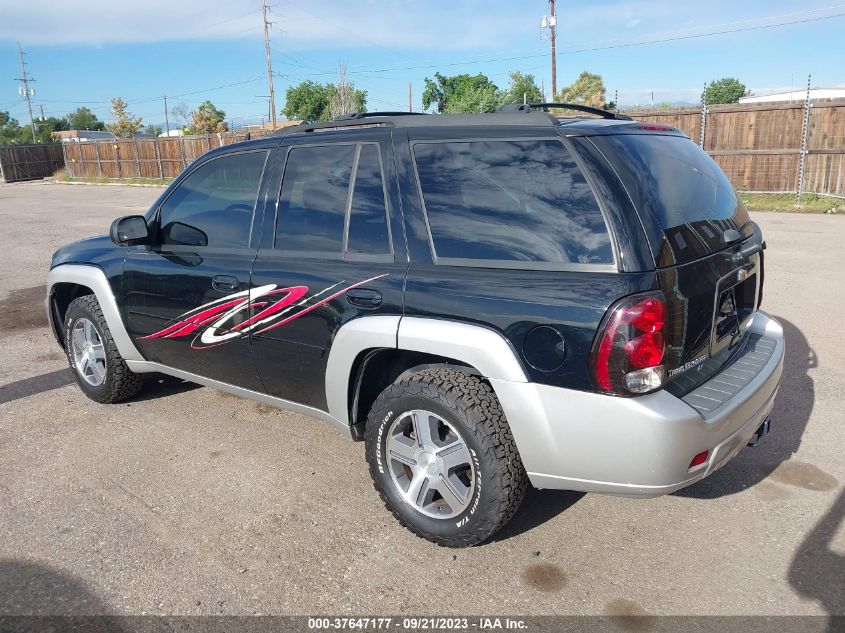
[365,367,528,547]
[64,294,144,404]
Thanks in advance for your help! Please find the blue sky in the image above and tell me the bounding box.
[1,0,844,129]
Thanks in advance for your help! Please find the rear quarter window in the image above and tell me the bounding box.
[591,134,752,267]
[412,139,614,268]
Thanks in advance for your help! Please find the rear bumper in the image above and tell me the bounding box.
[492,311,784,497]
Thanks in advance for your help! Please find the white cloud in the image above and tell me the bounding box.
[0,0,535,49]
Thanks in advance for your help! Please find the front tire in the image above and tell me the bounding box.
[365,367,528,547]
[64,295,144,404]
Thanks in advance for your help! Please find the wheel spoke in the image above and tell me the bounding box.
[92,361,106,382]
[80,357,91,376]
[386,433,417,466]
[411,411,438,449]
[83,319,94,343]
[437,441,471,472]
[91,343,106,361]
[72,325,85,350]
[405,471,430,507]
[435,475,468,512]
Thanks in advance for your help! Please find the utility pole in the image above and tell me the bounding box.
[262,0,277,128]
[15,42,37,143]
[408,82,412,112]
[549,0,557,100]
[541,3,557,99]
[163,95,170,136]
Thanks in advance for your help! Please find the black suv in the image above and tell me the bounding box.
[47,105,784,547]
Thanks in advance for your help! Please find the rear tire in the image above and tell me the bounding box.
[64,295,144,404]
[365,367,528,547]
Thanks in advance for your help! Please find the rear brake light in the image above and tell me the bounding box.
[591,292,668,395]
[636,123,676,132]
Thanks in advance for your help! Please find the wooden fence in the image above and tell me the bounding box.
[0,143,65,183]
[61,132,261,180]
[57,102,845,195]
[623,100,845,196]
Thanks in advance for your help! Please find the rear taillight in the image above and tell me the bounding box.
[591,292,668,395]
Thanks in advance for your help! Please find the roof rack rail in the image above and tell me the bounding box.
[272,111,430,137]
[498,102,632,121]
[333,111,428,121]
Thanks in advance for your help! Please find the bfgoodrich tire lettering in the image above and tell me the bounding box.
[365,367,528,547]
[64,294,144,404]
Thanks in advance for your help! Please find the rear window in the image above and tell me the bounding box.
[592,134,751,266]
[413,139,613,267]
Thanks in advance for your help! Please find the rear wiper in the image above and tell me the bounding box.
[723,222,766,265]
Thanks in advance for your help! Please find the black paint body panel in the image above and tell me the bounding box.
[48,117,764,409]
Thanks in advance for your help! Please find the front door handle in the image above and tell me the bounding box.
[346,288,383,309]
[212,275,240,292]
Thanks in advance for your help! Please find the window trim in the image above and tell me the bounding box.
[271,141,394,261]
[153,147,271,251]
[409,136,618,272]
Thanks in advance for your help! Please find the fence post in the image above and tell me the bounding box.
[205,132,211,152]
[61,142,71,179]
[179,136,187,170]
[133,138,141,178]
[116,142,124,178]
[94,142,103,178]
[699,82,708,149]
[154,138,164,179]
[797,74,812,204]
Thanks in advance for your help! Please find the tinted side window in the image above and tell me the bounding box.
[347,145,390,255]
[159,151,268,249]
[276,145,355,253]
[413,140,613,265]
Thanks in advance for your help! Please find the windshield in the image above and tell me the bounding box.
[592,134,752,267]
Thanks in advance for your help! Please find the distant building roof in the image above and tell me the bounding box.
[53,129,115,142]
[740,88,845,104]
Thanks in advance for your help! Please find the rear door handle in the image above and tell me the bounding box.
[212,275,240,292]
[346,288,382,309]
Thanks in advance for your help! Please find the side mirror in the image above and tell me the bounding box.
[110,215,149,246]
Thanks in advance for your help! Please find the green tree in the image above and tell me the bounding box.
[0,111,24,145]
[557,71,607,108]
[422,72,500,113]
[144,124,163,136]
[105,97,143,138]
[283,80,332,122]
[66,106,104,131]
[497,71,545,107]
[283,79,366,123]
[186,101,228,134]
[705,78,747,105]
[34,116,68,143]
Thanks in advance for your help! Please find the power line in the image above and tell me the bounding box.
[303,9,845,77]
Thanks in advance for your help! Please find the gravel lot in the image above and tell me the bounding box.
[0,180,842,618]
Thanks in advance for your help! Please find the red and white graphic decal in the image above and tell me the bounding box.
[140,274,388,350]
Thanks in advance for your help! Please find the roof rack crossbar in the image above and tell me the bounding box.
[498,102,632,121]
